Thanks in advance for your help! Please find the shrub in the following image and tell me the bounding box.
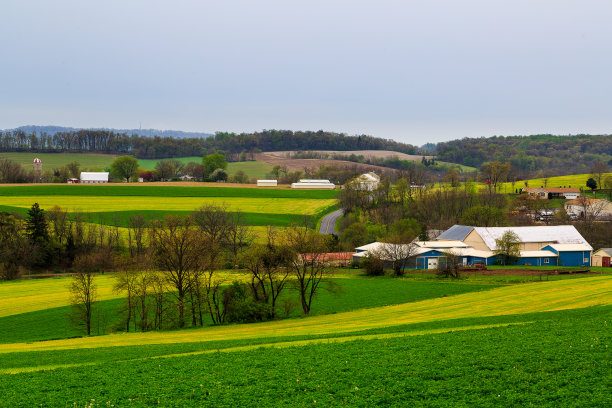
[361,253,385,276]
[223,281,273,323]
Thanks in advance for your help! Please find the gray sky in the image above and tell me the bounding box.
[2,0,612,144]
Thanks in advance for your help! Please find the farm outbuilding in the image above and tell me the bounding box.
[67,178,79,184]
[523,187,580,200]
[291,179,335,189]
[541,244,593,267]
[592,248,612,267]
[80,172,109,184]
[257,179,278,187]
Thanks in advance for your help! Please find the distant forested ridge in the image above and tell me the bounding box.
[435,134,612,175]
[0,128,420,159]
[6,125,214,139]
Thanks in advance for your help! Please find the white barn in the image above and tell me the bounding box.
[291,179,335,189]
[80,172,109,184]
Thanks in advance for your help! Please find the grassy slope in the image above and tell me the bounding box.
[499,172,612,193]
[0,277,497,344]
[1,275,608,353]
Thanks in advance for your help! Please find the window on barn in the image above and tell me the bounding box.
[544,258,549,264]
[584,258,589,263]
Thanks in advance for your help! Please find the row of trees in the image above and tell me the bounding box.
[58,205,335,335]
[0,129,420,159]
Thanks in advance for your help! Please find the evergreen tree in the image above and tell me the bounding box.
[25,203,48,242]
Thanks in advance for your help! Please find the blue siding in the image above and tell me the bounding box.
[558,251,591,267]
[513,257,552,266]
[541,245,591,267]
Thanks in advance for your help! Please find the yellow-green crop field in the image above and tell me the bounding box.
[499,172,612,192]
[0,196,333,214]
[2,275,609,353]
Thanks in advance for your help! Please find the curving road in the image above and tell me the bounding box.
[319,209,344,235]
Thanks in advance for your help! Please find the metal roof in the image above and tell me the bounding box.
[474,225,592,251]
[594,248,612,256]
[436,225,474,241]
[414,240,470,248]
[547,244,593,252]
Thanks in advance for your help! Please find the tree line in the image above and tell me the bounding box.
[435,134,612,177]
[0,129,420,159]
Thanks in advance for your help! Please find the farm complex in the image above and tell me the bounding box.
[0,152,610,407]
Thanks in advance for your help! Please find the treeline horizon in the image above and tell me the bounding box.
[0,129,421,159]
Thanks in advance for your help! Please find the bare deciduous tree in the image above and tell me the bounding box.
[149,215,202,328]
[283,225,332,315]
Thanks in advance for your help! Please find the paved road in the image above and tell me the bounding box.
[319,209,344,235]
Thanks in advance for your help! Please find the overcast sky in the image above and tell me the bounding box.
[2,0,612,144]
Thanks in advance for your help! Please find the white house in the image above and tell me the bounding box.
[523,187,580,200]
[352,172,380,191]
[257,179,278,187]
[80,172,109,184]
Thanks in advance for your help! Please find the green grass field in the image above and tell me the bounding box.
[499,172,612,193]
[0,275,609,406]
[0,152,117,170]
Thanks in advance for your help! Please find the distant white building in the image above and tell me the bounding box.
[80,172,109,184]
[564,197,612,219]
[291,179,335,189]
[354,172,380,191]
[257,179,278,187]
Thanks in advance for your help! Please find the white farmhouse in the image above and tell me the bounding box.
[80,172,109,184]
[354,172,380,191]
